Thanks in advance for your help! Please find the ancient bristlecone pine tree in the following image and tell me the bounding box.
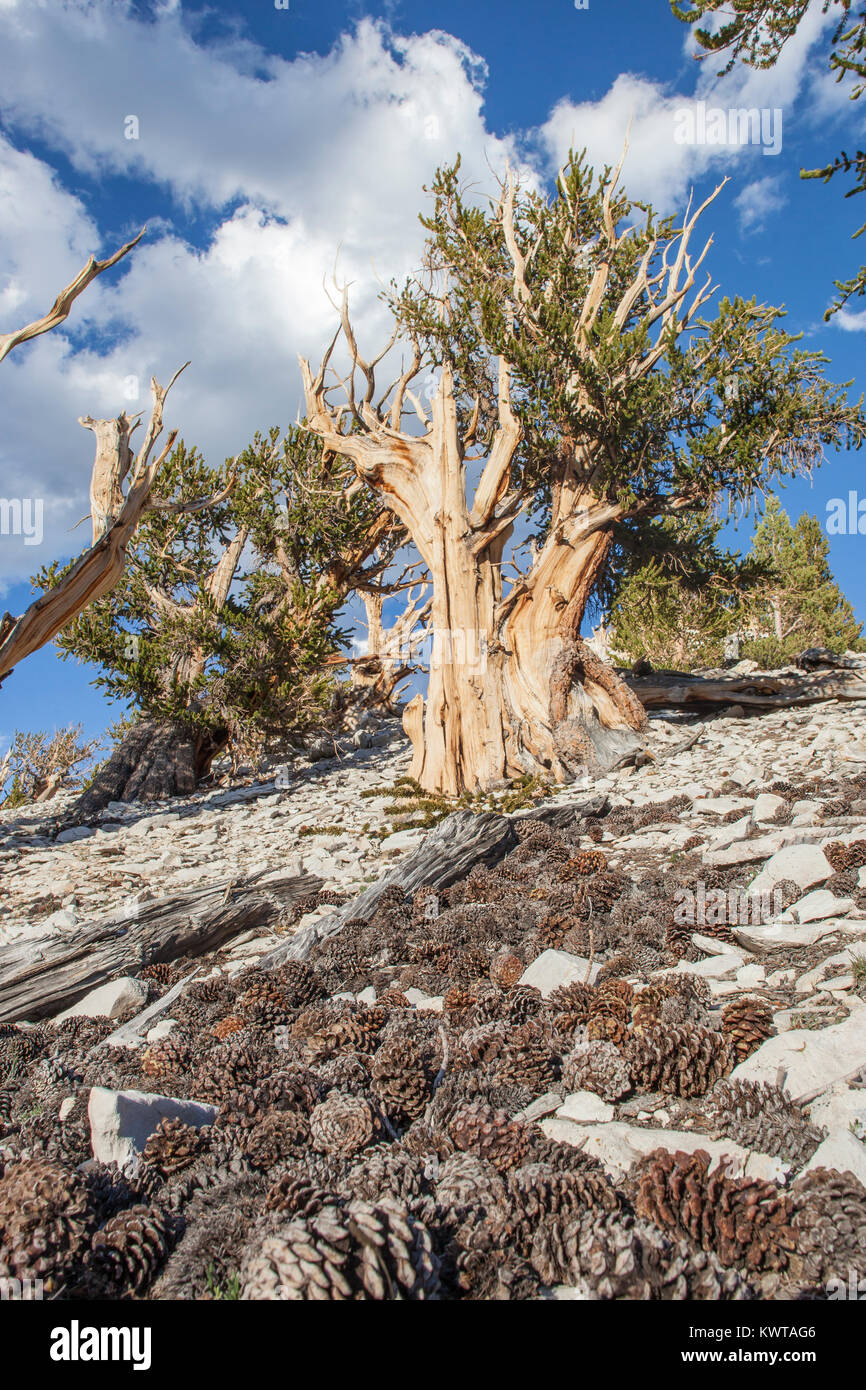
[301,147,861,795]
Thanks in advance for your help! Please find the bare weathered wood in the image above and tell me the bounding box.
[627,669,866,710]
[0,368,187,681]
[0,869,320,1024]
[260,810,519,968]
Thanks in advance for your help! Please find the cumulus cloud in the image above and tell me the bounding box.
[0,3,522,585]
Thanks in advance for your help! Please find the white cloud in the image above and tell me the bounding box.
[834,306,866,332]
[734,175,787,232]
[0,4,523,586]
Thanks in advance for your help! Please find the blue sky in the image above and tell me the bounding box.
[0,0,864,751]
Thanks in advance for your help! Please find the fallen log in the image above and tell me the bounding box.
[259,810,520,968]
[0,869,320,1024]
[626,668,866,710]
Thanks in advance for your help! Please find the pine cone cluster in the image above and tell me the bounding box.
[825,840,866,872]
[788,1168,866,1289]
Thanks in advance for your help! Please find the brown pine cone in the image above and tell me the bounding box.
[141,1118,207,1177]
[505,1161,618,1253]
[562,1040,631,1102]
[240,1198,439,1300]
[788,1168,866,1290]
[824,840,866,872]
[370,1036,435,1123]
[0,1158,94,1295]
[310,1092,377,1156]
[88,1204,172,1295]
[531,1208,750,1299]
[626,1023,733,1098]
[139,1036,194,1083]
[548,980,594,1035]
[443,985,476,1014]
[243,1110,310,1168]
[211,1015,246,1041]
[238,979,291,1027]
[490,1022,557,1089]
[448,1101,531,1173]
[307,1007,387,1060]
[634,1147,795,1271]
[490,951,525,990]
[721,997,776,1062]
[559,849,608,879]
[274,960,325,1008]
[265,1168,332,1217]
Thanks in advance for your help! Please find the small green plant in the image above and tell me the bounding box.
[205,1266,241,1300]
[297,824,346,837]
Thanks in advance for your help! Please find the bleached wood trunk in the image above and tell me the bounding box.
[302,359,647,798]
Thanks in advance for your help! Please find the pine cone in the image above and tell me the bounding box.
[559,849,608,879]
[194,1041,262,1102]
[140,1036,195,1083]
[505,1161,619,1253]
[562,1040,631,1102]
[265,1168,332,1218]
[243,1110,310,1168]
[702,1080,825,1168]
[307,1007,387,1060]
[626,1023,732,1098]
[531,1208,750,1299]
[825,840,866,872]
[88,1204,172,1295]
[788,1168,866,1290]
[443,985,476,1014]
[490,1022,557,1089]
[721,997,776,1062]
[448,1101,531,1173]
[142,1118,207,1177]
[211,1015,246,1041]
[490,951,524,989]
[0,1158,94,1294]
[634,1148,795,1271]
[274,960,325,1009]
[240,1198,439,1300]
[371,1036,435,1123]
[310,1092,377,1156]
[345,1147,428,1205]
[548,980,594,1035]
[238,979,291,1027]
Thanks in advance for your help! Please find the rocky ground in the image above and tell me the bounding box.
[2,688,866,1300]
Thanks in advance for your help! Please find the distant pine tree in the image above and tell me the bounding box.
[740,496,864,665]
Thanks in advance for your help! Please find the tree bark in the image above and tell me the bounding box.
[71,718,228,820]
[0,870,319,1024]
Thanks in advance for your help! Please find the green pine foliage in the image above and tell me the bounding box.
[739,496,865,665]
[34,427,402,756]
[390,151,863,584]
[604,513,756,669]
[671,1,866,319]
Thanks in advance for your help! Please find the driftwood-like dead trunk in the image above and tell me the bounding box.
[627,667,866,709]
[0,233,195,684]
[71,718,229,820]
[0,869,319,1024]
[260,810,520,968]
